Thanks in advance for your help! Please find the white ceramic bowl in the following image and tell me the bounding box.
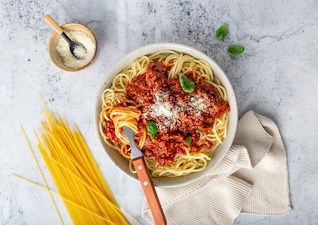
[95,43,238,187]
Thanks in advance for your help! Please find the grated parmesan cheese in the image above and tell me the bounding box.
[73,45,87,59]
[144,90,210,132]
[188,95,209,112]
[56,30,96,69]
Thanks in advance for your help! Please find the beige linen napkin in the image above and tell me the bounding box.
[141,111,293,224]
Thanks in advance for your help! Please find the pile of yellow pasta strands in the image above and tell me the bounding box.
[13,100,137,225]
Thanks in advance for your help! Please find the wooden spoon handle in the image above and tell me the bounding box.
[133,157,166,225]
[44,15,64,34]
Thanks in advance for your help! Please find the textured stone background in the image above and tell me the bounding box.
[1,0,317,224]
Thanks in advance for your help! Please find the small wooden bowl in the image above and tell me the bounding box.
[48,23,97,72]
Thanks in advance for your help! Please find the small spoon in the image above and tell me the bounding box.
[44,15,86,59]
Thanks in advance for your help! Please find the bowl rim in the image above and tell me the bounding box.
[48,22,98,72]
[95,43,238,187]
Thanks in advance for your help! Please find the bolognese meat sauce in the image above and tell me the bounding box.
[111,61,230,166]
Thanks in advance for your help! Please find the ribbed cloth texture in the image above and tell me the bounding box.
[141,111,293,224]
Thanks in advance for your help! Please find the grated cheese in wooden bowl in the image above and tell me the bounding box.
[56,30,96,69]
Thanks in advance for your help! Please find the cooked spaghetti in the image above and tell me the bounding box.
[99,50,230,177]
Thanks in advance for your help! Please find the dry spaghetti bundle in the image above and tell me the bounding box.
[14,100,137,225]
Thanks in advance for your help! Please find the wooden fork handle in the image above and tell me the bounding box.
[133,157,166,225]
[44,15,64,34]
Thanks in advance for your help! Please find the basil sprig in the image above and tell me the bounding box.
[185,136,192,146]
[147,121,157,143]
[179,73,194,93]
[227,45,244,56]
[215,24,228,38]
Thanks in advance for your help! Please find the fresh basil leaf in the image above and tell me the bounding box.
[227,45,244,56]
[216,24,228,38]
[179,73,194,93]
[151,133,156,143]
[185,136,191,146]
[147,121,157,134]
